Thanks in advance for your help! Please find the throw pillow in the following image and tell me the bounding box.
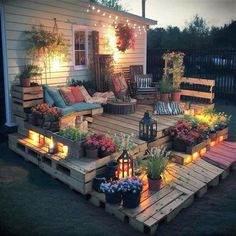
[71,86,84,103]
[43,86,54,106]
[154,101,183,115]
[45,86,67,108]
[59,87,76,106]
[112,74,128,98]
[80,86,93,103]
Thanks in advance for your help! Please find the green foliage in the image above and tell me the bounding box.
[163,52,185,91]
[112,133,136,152]
[59,127,89,142]
[148,15,236,49]
[90,0,125,11]
[159,76,172,93]
[18,64,42,80]
[25,25,70,60]
[139,147,170,180]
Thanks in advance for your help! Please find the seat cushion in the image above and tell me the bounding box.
[43,86,54,106]
[45,86,67,108]
[71,86,84,103]
[72,102,101,112]
[59,87,76,105]
[59,106,76,116]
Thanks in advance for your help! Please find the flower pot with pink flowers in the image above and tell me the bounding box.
[98,135,116,158]
[83,133,101,159]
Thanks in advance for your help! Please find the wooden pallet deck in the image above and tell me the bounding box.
[89,104,182,149]
[203,141,236,171]
[8,133,119,195]
[89,159,225,234]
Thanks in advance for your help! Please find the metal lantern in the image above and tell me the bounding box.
[139,111,157,142]
[117,150,134,179]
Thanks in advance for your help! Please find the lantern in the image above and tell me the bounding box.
[117,150,134,179]
[139,111,157,142]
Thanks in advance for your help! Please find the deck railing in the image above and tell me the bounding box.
[147,48,236,101]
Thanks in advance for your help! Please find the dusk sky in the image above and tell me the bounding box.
[120,0,236,28]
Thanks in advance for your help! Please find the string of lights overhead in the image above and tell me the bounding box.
[85,4,148,37]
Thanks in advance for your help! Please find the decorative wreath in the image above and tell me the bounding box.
[115,23,135,52]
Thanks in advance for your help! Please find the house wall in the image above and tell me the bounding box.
[2,0,147,86]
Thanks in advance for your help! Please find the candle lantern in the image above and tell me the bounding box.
[139,111,157,142]
[48,137,56,154]
[117,150,134,179]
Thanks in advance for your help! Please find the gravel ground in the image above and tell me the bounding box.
[0,100,236,236]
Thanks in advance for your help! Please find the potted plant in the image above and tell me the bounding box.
[17,64,41,87]
[92,174,107,193]
[106,161,118,180]
[100,180,123,204]
[159,76,172,102]
[98,135,116,158]
[43,106,62,132]
[120,177,143,208]
[163,52,185,103]
[31,103,50,126]
[83,133,101,159]
[140,147,170,191]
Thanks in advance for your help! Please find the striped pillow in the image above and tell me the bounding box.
[154,101,183,115]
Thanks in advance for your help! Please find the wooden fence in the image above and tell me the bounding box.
[147,48,236,101]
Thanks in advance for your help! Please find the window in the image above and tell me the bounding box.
[73,25,88,70]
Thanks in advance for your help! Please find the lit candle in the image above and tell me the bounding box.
[48,137,55,154]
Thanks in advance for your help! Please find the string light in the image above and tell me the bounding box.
[85,4,148,37]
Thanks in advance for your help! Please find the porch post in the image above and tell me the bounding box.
[1,6,15,127]
[144,29,147,74]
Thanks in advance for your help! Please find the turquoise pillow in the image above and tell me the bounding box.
[45,86,66,108]
[43,86,54,106]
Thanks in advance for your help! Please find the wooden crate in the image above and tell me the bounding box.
[186,139,210,154]
[11,85,43,108]
[180,77,215,110]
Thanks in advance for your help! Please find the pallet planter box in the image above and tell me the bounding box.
[210,127,228,141]
[49,132,84,159]
[186,139,210,155]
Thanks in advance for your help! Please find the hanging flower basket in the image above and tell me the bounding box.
[115,23,135,52]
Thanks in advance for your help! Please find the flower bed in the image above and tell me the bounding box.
[170,109,231,155]
[169,120,209,154]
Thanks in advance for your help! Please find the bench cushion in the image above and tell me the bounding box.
[72,102,101,111]
[45,86,67,108]
[43,86,55,106]
[59,106,76,116]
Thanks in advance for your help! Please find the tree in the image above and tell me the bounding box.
[91,0,125,11]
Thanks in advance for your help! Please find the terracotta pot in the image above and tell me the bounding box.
[171,91,181,103]
[160,93,170,102]
[85,148,98,159]
[20,78,31,87]
[148,176,162,191]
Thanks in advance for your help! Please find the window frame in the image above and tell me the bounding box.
[73,25,89,70]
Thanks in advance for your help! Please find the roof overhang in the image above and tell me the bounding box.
[90,3,157,26]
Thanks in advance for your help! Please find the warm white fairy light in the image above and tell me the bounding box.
[85,4,148,38]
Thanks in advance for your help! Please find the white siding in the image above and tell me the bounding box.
[3,0,147,86]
